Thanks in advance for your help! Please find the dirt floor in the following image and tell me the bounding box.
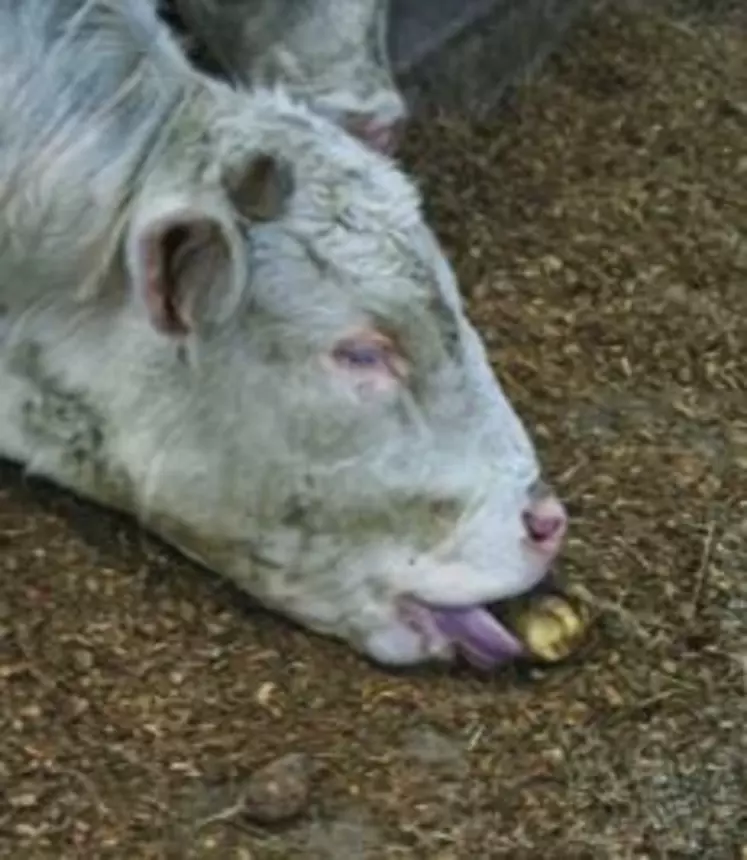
[1,1,746,857]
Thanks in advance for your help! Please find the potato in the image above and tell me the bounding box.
[509,593,590,663]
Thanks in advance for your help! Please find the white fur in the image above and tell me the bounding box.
[0,0,558,668]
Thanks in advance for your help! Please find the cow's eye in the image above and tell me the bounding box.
[331,332,408,381]
[334,342,389,368]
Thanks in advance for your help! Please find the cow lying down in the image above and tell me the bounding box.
[0,0,568,670]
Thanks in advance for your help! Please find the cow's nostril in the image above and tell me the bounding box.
[522,510,564,543]
[522,492,567,548]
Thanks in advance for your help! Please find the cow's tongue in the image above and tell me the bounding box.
[429,606,525,669]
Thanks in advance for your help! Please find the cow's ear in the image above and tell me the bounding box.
[125,154,292,336]
[125,209,238,336]
[224,153,295,223]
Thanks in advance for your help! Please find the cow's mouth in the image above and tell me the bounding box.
[401,599,525,668]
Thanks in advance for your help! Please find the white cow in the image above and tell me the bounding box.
[0,0,566,669]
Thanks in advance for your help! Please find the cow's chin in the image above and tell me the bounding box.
[358,600,527,670]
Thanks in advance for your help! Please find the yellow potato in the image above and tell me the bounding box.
[510,593,589,663]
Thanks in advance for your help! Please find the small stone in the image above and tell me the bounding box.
[255,681,276,709]
[19,704,42,719]
[73,649,94,670]
[68,697,90,718]
[9,793,39,809]
[241,753,311,825]
[543,747,565,764]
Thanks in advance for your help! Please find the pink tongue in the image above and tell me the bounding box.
[430,606,525,669]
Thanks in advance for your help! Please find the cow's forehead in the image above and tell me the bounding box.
[276,204,466,367]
